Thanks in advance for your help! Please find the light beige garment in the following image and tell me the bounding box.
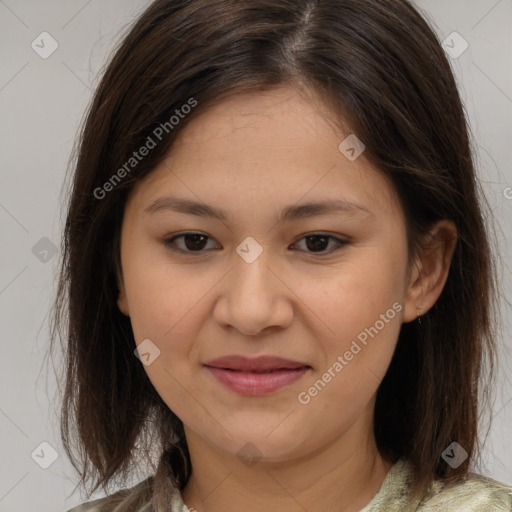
[68,458,512,511]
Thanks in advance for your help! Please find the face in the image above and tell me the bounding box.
[117,85,413,462]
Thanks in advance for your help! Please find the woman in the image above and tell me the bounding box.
[53,0,512,510]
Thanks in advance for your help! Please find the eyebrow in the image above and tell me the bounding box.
[144,196,373,223]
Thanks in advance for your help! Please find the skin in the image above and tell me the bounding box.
[117,85,457,512]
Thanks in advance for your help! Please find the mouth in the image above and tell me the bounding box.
[204,355,311,372]
[204,355,312,395]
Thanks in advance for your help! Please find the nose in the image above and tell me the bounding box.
[212,247,294,336]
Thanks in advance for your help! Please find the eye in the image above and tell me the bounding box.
[163,232,348,255]
[163,232,220,253]
[291,234,348,255]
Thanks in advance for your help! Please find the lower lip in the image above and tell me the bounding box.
[206,366,310,396]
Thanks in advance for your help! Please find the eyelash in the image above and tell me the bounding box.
[162,232,349,256]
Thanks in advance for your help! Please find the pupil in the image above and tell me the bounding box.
[185,234,207,251]
[306,235,328,252]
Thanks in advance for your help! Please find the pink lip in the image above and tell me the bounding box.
[204,355,311,396]
[205,355,309,371]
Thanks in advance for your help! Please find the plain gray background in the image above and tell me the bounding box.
[0,1,511,510]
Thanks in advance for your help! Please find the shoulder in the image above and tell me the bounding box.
[66,477,154,512]
[418,471,512,511]
[363,459,512,512]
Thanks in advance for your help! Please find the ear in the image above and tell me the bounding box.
[402,219,457,323]
[116,265,130,317]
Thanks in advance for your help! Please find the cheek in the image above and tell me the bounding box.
[119,258,176,366]
[121,251,220,388]
[122,257,207,410]
[306,243,407,345]
[298,237,407,398]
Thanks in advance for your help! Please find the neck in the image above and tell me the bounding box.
[181,414,393,512]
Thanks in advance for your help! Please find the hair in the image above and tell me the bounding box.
[50,0,500,510]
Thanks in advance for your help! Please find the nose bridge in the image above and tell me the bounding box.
[214,238,293,334]
[231,240,276,304]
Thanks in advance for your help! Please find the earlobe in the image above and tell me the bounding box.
[402,261,424,323]
[116,268,130,317]
[117,288,130,316]
[402,220,457,324]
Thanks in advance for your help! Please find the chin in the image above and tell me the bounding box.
[207,427,313,463]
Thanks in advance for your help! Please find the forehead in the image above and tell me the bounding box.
[128,85,402,218]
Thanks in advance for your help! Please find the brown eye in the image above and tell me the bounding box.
[292,234,348,255]
[163,232,348,256]
[163,233,219,253]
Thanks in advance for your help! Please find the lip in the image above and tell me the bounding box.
[204,355,311,396]
[204,355,310,371]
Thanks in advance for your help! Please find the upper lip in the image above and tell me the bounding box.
[204,355,310,371]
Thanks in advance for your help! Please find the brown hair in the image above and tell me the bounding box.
[51,0,499,509]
